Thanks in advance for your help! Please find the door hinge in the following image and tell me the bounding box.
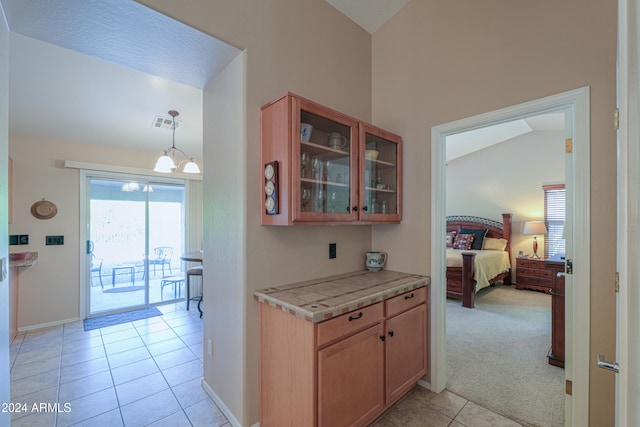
[615,271,619,293]
[566,259,573,275]
[614,108,620,130]
[565,138,573,154]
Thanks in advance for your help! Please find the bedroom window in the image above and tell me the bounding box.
[543,184,566,258]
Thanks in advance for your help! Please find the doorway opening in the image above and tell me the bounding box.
[444,111,566,426]
[430,87,591,427]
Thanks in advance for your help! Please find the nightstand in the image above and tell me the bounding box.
[515,257,552,293]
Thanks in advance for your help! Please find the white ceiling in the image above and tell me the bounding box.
[2,0,563,164]
[446,113,565,162]
[325,0,411,34]
[1,0,240,160]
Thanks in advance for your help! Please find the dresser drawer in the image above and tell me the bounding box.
[518,275,552,287]
[316,302,384,347]
[385,287,426,318]
[518,267,553,280]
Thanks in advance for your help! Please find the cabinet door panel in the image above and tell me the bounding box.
[359,124,402,223]
[385,304,427,404]
[318,323,384,427]
[293,98,359,223]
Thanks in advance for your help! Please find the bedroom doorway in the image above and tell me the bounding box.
[430,87,590,427]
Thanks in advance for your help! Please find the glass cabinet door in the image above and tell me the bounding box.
[292,99,359,222]
[360,126,402,222]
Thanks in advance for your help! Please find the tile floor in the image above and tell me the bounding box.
[9,304,227,427]
[10,303,526,427]
[370,386,528,427]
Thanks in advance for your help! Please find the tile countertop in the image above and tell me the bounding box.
[254,270,430,323]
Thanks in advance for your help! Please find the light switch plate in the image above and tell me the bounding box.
[46,235,64,245]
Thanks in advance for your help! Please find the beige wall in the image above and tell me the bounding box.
[136,0,374,424]
[447,130,566,260]
[8,134,186,328]
[371,0,617,424]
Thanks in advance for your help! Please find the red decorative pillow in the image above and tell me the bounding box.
[446,231,457,248]
[453,233,475,250]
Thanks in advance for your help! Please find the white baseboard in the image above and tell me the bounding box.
[17,317,81,332]
[201,378,242,427]
[417,379,432,390]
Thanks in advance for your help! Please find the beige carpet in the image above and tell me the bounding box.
[446,284,565,427]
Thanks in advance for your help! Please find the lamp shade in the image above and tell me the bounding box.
[182,160,201,174]
[154,154,176,173]
[523,220,546,235]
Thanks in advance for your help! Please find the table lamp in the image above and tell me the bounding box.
[523,220,546,258]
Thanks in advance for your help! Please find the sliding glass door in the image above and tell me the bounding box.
[86,174,185,316]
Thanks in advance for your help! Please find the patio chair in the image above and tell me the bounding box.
[90,253,104,288]
[148,246,174,277]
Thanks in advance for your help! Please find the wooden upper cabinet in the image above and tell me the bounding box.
[260,92,402,225]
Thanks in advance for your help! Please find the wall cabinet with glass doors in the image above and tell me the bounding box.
[261,92,402,225]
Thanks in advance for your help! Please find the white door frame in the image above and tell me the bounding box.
[429,87,590,426]
[615,0,639,423]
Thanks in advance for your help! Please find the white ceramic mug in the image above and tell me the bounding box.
[365,251,387,271]
[327,132,347,149]
[300,123,313,142]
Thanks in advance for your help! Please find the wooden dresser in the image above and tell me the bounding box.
[515,257,553,293]
[545,257,566,368]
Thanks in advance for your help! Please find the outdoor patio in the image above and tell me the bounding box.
[89,262,202,314]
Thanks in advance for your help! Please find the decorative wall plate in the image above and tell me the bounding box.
[31,199,58,220]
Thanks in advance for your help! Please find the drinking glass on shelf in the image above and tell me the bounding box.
[328,190,338,212]
[312,156,323,180]
[301,188,311,211]
[300,151,310,178]
[325,160,334,182]
[314,189,326,212]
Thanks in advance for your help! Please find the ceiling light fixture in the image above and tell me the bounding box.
[153,110,200,174]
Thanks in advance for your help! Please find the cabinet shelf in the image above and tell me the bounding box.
[301,178,349,188]
[366,157,396,168]
[301,141,349,159]
[365,187,396,194]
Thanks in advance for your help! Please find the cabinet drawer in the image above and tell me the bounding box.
[517,258,543,268]
[518,275,552,287]
[317,302,384,347]
[385,287,426,318]
[518,267,553,279]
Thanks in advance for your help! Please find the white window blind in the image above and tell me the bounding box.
[543,184,566,258]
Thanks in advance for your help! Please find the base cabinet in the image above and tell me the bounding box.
[385,304,428,404]
[318,324,385,427]
[259,287,428,427]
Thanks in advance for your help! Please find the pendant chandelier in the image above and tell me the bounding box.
[153,110,201,174]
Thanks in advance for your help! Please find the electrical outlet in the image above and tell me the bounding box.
[329,243,337,259]
[19,235,29,245]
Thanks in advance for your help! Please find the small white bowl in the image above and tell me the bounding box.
[365,150,379,160]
